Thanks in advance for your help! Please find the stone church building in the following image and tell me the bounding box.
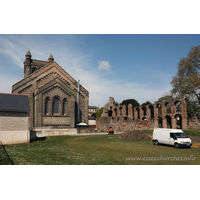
[12,50,89,129]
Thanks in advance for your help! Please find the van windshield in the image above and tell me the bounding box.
[174,132,188,138]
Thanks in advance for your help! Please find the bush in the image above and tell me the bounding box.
[96,107,104,118]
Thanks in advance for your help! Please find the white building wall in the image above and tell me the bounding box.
[0,112,29,144]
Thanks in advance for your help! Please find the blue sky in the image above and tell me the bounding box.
[0,34,199,107]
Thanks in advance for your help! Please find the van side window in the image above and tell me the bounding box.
[170,133,175,138]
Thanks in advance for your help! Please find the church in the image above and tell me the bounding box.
[12,50,89,129]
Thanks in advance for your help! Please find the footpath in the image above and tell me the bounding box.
[68,132,122,136]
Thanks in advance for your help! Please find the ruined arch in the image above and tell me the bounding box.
[187,113,191,125]
[97,97,188,133]
[142,117,147,121]
[114,108,117,116]
[157,104,162,115]
[175,101,181,112]
[165,115,172,128]
[142,106,147,116]
[165,102,171,113]
[175,114,182,129]
[136,107,140,119]
[149,105,154,120]
[108,110,112,117]
[119,107,122,116]
[158,116,163,128]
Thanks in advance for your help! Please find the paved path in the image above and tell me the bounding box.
[68,132,122,136]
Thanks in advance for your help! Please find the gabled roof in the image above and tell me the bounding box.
[0,93,30,112]
[89,106,98,109]
[13,61,89,97]
[88,116,96,120]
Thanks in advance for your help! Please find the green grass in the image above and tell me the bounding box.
[1,133,200,165]
[141,130,153,135]
[183,129,200,137]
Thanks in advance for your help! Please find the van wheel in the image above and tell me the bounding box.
[155,140,159,145]
[174,143,179,148]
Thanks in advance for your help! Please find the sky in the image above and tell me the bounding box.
[0,34,200,108]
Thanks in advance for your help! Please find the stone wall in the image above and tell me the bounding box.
[96,97,189,132]
[12,61,89,129]
[30,128,77,140]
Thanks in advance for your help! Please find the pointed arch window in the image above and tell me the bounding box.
[53,97,59,115]
[45,98,50,115]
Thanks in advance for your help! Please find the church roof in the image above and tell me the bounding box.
[0,93,30,113]
[31,59,49,66]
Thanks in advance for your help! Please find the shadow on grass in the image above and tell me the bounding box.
[0,141,14,165]
[154,143,191,149]
[30,137,47,143]
[30,131,47,143]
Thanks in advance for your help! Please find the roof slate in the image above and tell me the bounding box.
[0,93,30,112]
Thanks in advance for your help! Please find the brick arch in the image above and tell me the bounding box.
[174,100,182,113]
[156,103,162,116]
[165,102,171,114]
[149,104,154,121]
[142,106,147,116]
[165,115,172,128]
[174,114,182,129]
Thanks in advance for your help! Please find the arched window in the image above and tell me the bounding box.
[53,97,59,115]
[63,99,67,115]
[45,98,50,115]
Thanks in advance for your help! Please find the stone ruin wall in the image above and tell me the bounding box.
[96,97,200,132]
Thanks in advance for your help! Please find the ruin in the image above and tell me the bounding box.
[96,97,188,132]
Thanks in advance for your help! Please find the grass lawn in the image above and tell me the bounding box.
[1,129,200,165]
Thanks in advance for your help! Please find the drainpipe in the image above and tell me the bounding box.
[27,111,29,143]
[78,80,80,123]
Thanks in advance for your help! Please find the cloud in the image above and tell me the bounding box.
[98,60,111,71]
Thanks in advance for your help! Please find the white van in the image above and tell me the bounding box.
[153,128,192,148]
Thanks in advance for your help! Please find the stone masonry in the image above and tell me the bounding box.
[12,50,89,129]
[96,97,188,132]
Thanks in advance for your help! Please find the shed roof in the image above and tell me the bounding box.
[88,116,96,120]
[0,93,30,112]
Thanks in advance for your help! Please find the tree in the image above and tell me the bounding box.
[121,99,140,115]
[154,93,174,104]
[171,45,200,103]
[96,107,104,118]
[91,112,97,118]
[185,98,200,113]
[141,101,152,106]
